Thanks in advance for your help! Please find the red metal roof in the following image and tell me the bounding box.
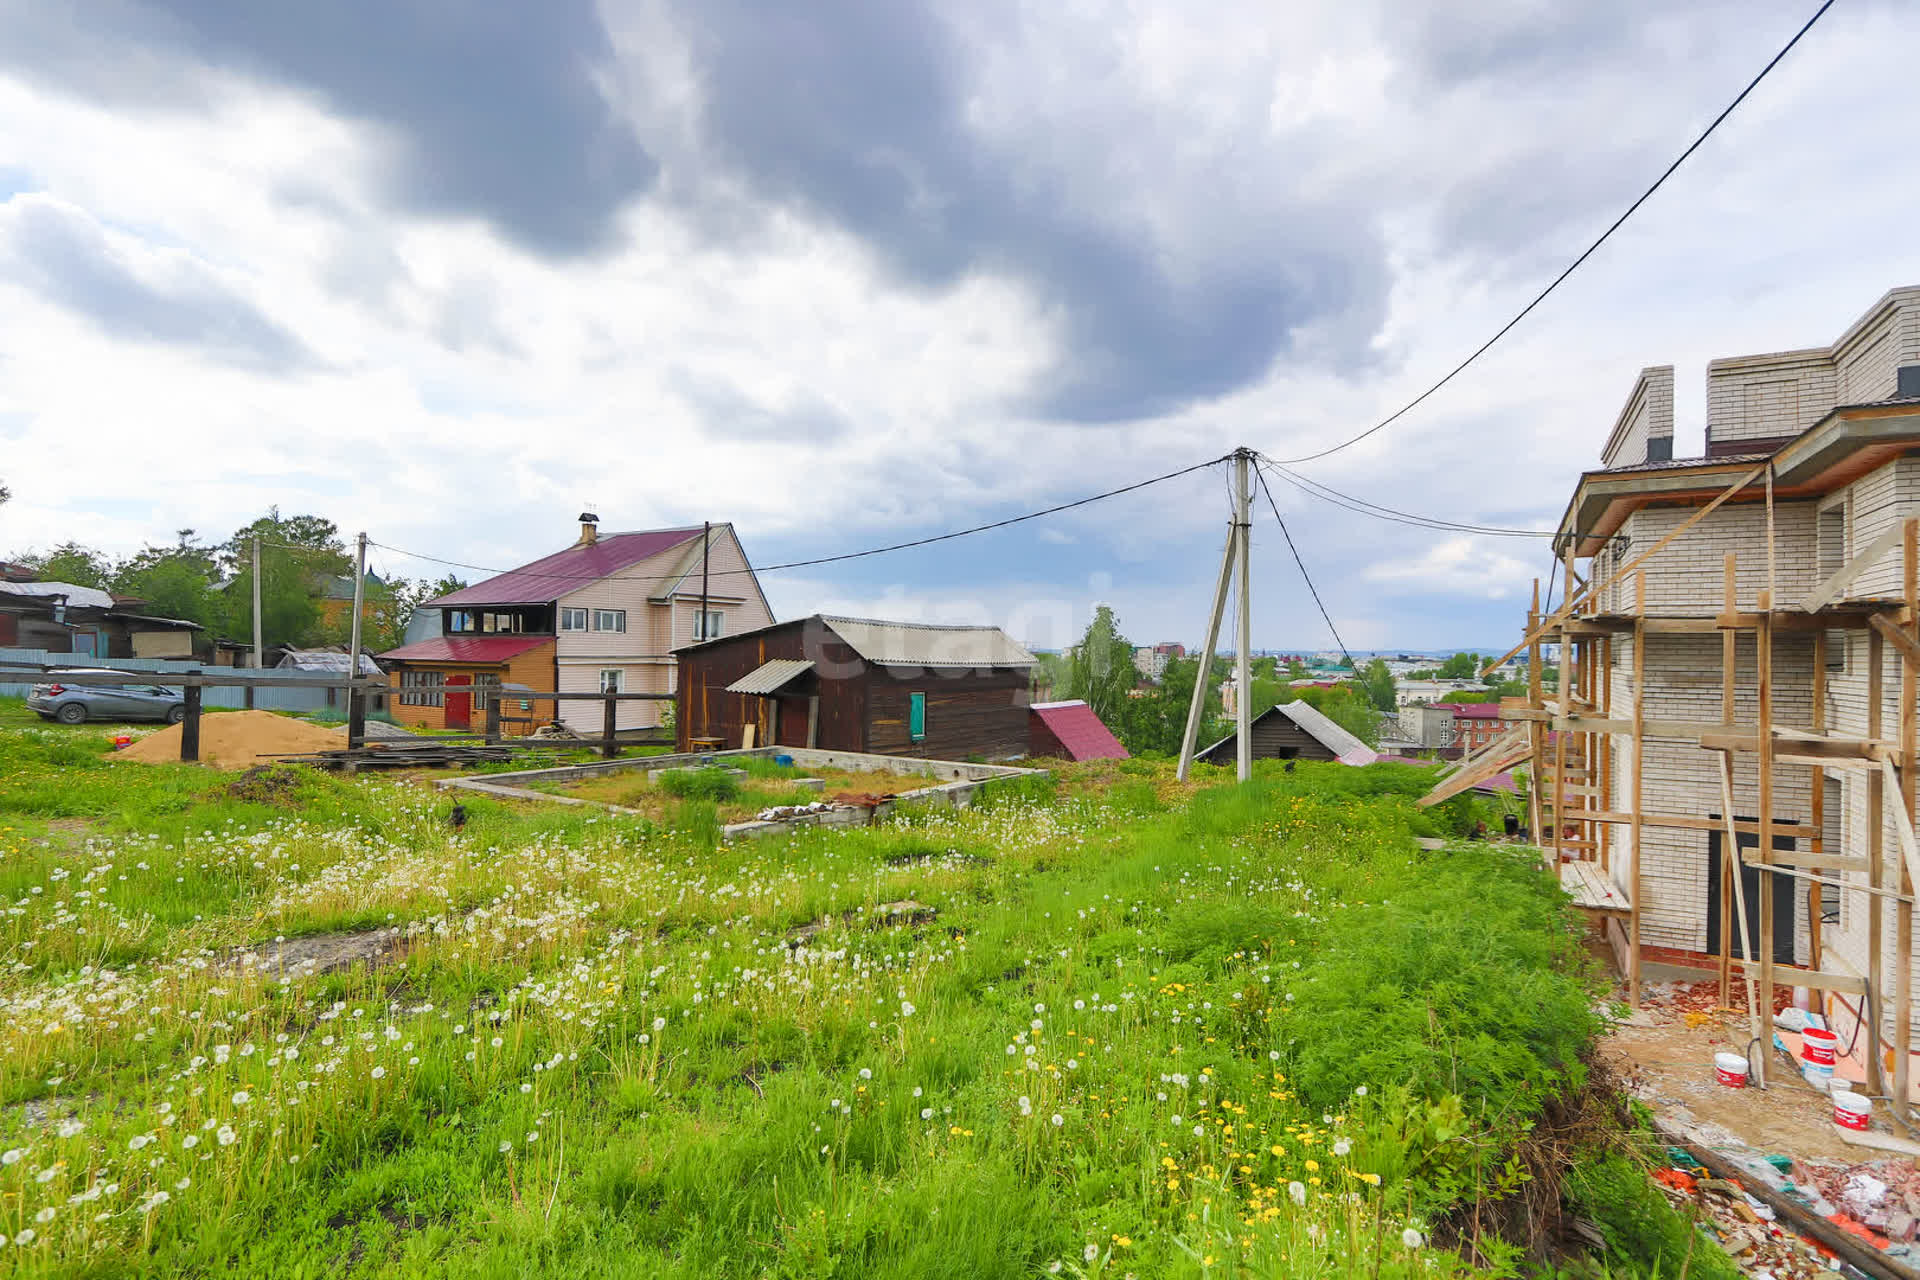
[429,528,706,607]
[1029,700,1130,761]
[1432,702,1503,719]
[380,635,552,664]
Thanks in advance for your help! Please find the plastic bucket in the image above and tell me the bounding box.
[1714,1052,1749,1088]
[775,754,794,768]
[1802,1027,1838,1066]
[1834,1089,1872,1130]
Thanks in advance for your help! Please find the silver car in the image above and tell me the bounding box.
[27,673,187,725]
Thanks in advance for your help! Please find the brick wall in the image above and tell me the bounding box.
[1706,349,1836,447]
[1598,502,1818,616]
[1600,365,1675,468]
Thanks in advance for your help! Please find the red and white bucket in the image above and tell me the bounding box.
[1801,1027,1838,1066]
[1834,1088,1872,1131]
[1714,1052,1749,1088]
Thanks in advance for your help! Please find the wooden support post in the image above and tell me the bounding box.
[1757,590,1776,1050]
[1811,630,1827,972]
[1869,626,1888,1095]
[1720,552,1738,1007]
[484,694,500,745]
[179,685,202,763]
[1630,572,1646,1009]
[1176,525,1237,781]
[1527,580,1544,844]
[602,693,618,760]
[1552,546,1574,866]
[1718,752,1766,1083]
[346,687,366,751]
[1599,636,1613,871]
[1899,517,1917,1120]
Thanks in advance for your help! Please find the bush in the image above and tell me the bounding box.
[658,767,742,802]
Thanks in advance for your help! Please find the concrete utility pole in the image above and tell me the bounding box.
[1177,447,1256,783]
[1234,448,1253,783]
[248,534,263,709]
[346,532,368,749]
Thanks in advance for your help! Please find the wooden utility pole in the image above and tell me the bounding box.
[1234,449,1253,783]
[346,532,368,750]
[249,534,263,709]
[700,520,711,642]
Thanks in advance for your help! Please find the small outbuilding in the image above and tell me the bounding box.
[1028,700,1129,761]
[1196,700,1378,767]
[675,614,1036,759]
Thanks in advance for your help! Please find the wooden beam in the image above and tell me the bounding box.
[1729,961,1870,996]
[1630,571,1646,1009]
[1484,463,1766,672]
[1811,629,1828,971]
[1720,552,1737,1006]
[1416,733,1532,807]
[1718,752,1766,1082]
[1567,810,1822,840]
[1802,522,1905,612]
[1897,515,1918,1123]
[1870,611,1920,670]
[1869,626,1887,1094]
[1758,593,1776,1049]
[1697,729,1893,762]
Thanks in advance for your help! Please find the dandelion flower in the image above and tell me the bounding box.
[652,1017,666,1032]
[1356,1172,1381,1187]
[858,1068,872,1080]
[499,1141,512,1154]
[1402,1228,1423,1249]
[1354,1085,1368,1097]
[372,1067,387,1080]
[182,1135,198,1150]
[216,1126,236,1147]
[491,1037,504,1048]
[920,1108,933,1120]
[1,1150,22,1166]
[1288,1181,1307,1206]
[527,1131,539,1144]
[56,1121,83,1139]
[33,1208,54,1224]
[232,1091,250,1106]
[1083,1245,1098,1263]
[1332,1138,1351,1157]
[16,1229,34,1246]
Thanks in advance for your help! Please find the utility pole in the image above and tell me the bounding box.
[1233,448,1253,783]
[346,532,367,750]
[1177,447,1256,783]
[700,520,711,641]
[248,534,263,709]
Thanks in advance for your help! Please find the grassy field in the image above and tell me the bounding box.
[0,703,1724,1278]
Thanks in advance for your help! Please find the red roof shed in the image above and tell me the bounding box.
[1028,700,1130,761]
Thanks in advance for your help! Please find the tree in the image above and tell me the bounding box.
[1438,652,1481,680]
[1030,652,1072,702]
[222,509,352,648]
[16,542,114,588]
[1064,606,1136,723]
[1295,683,1381,748]
[113,530,222,628]
[1358,658,1397,712]
[1113,654,1220,756]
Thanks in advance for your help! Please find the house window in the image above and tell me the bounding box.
[560,607,589,632]
[1825,630,1849,676]
[693,610,725,641]
[909,691,926,742]
[592,609,626,633]
[400,670,443,708]
[599,669,624,694]
[447,611,475,634]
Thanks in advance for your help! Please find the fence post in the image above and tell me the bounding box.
[602,694,617,759]
[346,683,366,750]
[180,685,202,763]
[485,694,500,745]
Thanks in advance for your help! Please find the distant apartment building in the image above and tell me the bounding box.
[1132,641,1186,682]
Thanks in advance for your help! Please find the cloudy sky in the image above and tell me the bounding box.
[1,0,1914,653]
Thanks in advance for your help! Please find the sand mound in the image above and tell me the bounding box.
[117,711,345,770]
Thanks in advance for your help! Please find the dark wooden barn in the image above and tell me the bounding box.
[674,615,1037,760]
[1195,700,1379,767]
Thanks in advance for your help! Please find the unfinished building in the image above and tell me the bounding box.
[1426,286,1920,1115]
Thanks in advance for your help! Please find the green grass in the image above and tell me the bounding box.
[0,720,1722,1277]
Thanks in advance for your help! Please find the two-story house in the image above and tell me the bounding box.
[1443,287,1920,1103]
[381,516,773,734]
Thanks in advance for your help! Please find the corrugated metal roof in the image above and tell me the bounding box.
[726,658,815,695]
[380,635,551,663]
[0,581,115,610]
[820,615,1037,668]
[276,650,382,675]
[1030,700,1129,761]
[429,527,706,607]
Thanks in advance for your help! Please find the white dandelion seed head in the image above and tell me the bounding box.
[1289,1181,1307,1206]
[1402,1228,1424,1249]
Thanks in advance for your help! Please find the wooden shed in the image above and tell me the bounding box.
[1196,700,1378,767]
[675,615,1036,759]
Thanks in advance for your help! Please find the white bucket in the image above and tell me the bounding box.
[1714,1052,1749,1088]
[1834,1089,1872,1131]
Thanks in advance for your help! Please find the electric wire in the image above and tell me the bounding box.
[1256,456,1556,538]
[1252,465,1355,670]
[362,454,1231,585]
[1269,0,1838,466]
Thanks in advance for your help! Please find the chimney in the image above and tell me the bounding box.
[576,511,599,546]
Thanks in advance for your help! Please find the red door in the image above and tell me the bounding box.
[776,696,811,746]
[445,673,472,730]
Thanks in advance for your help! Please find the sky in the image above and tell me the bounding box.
[1,0,1916,654]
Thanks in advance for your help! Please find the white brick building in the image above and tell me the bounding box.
[1542,286,1920,1089]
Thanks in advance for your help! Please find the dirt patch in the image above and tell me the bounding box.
[788,899,937,947]
[118,710,344,770]
[228,927,406,978]
[223,765,307,806]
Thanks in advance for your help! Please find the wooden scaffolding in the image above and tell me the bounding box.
[1422,467,1920,1118]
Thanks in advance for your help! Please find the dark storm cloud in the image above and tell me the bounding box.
[671,0,1387,423]
[3,197,313,371]
[0,0,655,258]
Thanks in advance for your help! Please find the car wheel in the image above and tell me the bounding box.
[166,706,187,725]
[55,703,87,725]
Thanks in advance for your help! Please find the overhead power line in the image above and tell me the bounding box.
[1270,0,1838,467]
[1257,457,1554,538]
[1252,465,1355,669]
[367,454,1232,586]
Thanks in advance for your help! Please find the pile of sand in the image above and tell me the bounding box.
[117,711,346,770]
